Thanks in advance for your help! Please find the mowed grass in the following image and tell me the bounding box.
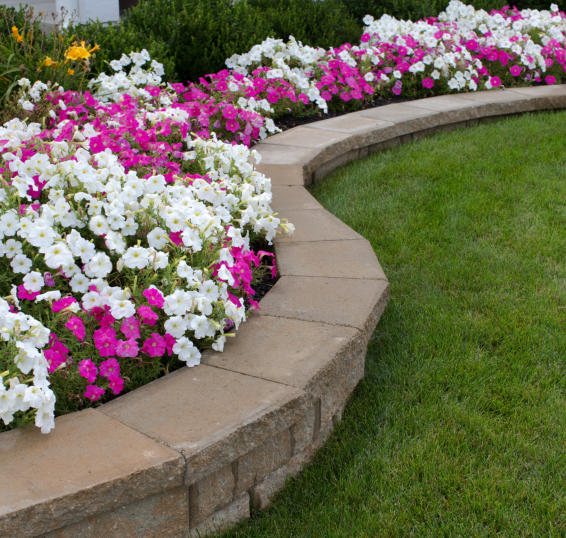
[221,111,566,537]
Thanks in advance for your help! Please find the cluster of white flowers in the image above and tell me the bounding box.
[226,36,329,113]
[16,78,60,112]
[0,298,54,433]
[439,0,565,73]
[89,49,166,103]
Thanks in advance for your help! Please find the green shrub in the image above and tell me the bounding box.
[73,0,360,84]
[341,0,566,24]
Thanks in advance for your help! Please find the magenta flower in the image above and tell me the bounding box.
[164,333,176,356]
[93,327,118,357]
[65,315,86,341]
[392,80,402,96]
[116,338,139,358]
[545,75,556,85]
[142,333,166,357]
[137,305,159,326]
[78,359,98,383]
[422,78,434,89]
[43,272,55,287]
[142,287,164,308]
[490,76,502,88]
[17,284,39,301]
[108,375,125,395]
[84,384,105,402]
[121,316,141,339]
[510,65,522,77]
[52,296,79,313]
[100,358,120,378]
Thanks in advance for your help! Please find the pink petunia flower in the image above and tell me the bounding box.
[100,358,120,379]
[142,287,164,308]
[108,375,125,395]
[510,65,522,77]
[490,76,502,87]
[65,315,86,341]
[422,78,434,89]
[116,338,139,358]
[52,296,79,313]
[78,359,98,383]
[137,305,159,326]
[93,327,118,357]
[142,333,166,357]
[121,316,141,339]
[84,384,105,402]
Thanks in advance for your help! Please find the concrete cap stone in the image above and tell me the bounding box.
[302,115,393,134]
[0,409,184,537]
[276,239,387,280]
[260,126,351,149]
[100,364,305,469]
[255,143,317,165]
[258,276,390,332]
[202,313,360,388]
[255,163,305,186]
[270,186,321,211]
[275,209,363,243]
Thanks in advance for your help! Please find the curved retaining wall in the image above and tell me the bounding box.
[1,85,566,537]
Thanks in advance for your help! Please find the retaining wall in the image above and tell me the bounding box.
[1,85,565,537]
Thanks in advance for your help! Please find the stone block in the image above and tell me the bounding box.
[274,209,363,243]
[189,465,235,526]
[251,454,307,510]
[258,276,390,334]
[276,238,387,280]
[189,493,249,537]
[270,186,321,212]
[0,409,184,537]
[263,126,351,150]
[100,365,307,485]
[236,429,293,492]
[255,163,305,186]
[46,487,188,538]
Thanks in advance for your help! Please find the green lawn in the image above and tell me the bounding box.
[222,111,566,537]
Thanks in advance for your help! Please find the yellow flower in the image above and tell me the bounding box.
[67,68,75,76]
[65,43,90,61]
[42,56,57,67]
[11,26,23,43]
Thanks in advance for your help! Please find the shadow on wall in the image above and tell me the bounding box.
[120,0,139,15]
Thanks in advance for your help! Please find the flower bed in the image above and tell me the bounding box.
[2,0,566,436]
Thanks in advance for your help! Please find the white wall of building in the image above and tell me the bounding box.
[0,0,120,25]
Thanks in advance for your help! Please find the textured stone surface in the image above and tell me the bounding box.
[202,314,360,389]
[100,365,307,484]
[46,487,188,538]
[258,276,390,333]
[190,465,235,526]
[303,115,393,134]
[236,429,293,492]
[251,454,306,510]
[0,409,184,537]
[261,126,351,149]
[275,209,363,243]
[509,84,566,109]
[189,493,250,537]
[270,185,321,211]
[255,163,305,186]
[276,238,387,280]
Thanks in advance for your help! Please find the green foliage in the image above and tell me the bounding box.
[73,0,360,84]
[341,0,566,23]
[0,5,98,105]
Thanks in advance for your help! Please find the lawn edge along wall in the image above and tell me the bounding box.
[2,85,565,537]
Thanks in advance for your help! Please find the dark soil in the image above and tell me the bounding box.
[274,95,416,132]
